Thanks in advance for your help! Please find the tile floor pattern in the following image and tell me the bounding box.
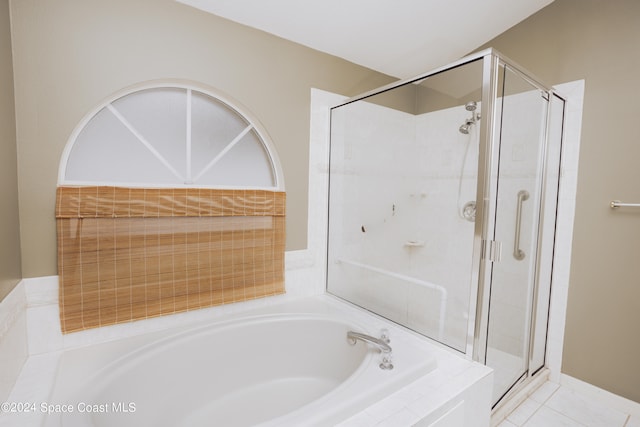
[498,382,640,427]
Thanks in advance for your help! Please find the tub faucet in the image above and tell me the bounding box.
[347,331,394,370]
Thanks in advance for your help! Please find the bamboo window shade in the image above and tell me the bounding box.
[56,186,286,333]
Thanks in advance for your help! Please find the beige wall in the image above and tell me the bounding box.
[0,0,22,300]
[10,0,394,278]
[482,0,640,403]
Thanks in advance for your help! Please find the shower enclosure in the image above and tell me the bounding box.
[326,49,565,408]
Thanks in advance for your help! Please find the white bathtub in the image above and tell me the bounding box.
[43,297,437,427]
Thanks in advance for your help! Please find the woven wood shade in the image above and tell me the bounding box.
[56,186,285,333]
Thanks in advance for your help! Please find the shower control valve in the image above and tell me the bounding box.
[462,201,476,222]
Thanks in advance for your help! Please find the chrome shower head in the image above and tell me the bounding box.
[459,101,480,134]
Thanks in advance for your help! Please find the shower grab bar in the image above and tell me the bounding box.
[610,200,640,208]
[513,190,530,261]
[336,258,446,340]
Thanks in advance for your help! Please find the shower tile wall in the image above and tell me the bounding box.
[329,100,479,351]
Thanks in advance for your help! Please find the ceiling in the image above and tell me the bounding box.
[176,0,553,79]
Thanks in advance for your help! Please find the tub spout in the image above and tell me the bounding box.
[347,331,392,353]
[347,331,394,370]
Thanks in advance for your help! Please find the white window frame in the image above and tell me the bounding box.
[58,80,285,191]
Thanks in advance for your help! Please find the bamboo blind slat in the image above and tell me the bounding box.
[56,186,286,218]
[57,186,285,333]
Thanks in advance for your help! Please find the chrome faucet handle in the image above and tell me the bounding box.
[380,328,390,344]
[380,352,393,370]
[378,329,393,369]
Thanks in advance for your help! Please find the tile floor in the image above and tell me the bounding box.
[497,382,640,427]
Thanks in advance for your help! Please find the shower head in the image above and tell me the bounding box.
[459,101,480,134]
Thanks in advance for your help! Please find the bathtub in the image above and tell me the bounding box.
[43,296,438,427]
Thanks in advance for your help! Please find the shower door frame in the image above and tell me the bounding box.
[325,47,566,410]
[472,51,566,409]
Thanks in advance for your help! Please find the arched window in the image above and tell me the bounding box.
[59,82,284,190]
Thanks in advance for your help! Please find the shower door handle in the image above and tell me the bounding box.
[513,190,530,261]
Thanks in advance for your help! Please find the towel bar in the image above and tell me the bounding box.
[610,200,640,208]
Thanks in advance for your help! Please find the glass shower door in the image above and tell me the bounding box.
[484,65,549,406]
[326,59,484,353]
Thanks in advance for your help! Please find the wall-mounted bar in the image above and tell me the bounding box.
[610,200,640,209]
[514,190,530,260]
